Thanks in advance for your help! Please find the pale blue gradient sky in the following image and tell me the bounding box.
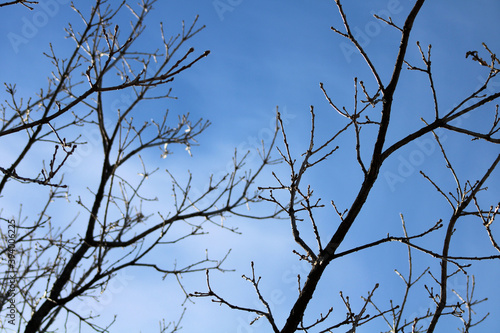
[1,1,499,332]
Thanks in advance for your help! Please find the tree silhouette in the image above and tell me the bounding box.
[192,1,500,332]
[0,1,278,332]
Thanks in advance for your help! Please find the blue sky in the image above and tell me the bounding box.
[1,0,500,332]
